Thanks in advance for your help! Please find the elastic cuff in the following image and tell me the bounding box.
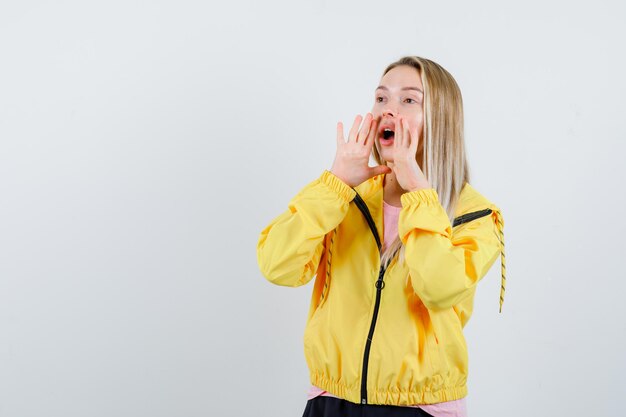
[400,188,439,207]
[320,170,357,203]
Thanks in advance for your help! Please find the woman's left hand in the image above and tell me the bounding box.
[389,116,432,192]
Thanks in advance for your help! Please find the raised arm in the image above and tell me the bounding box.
[398,188,505,311]
[257,170,356,287]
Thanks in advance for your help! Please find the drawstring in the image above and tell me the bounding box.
[319,228,336,308]
[492,209,506,313]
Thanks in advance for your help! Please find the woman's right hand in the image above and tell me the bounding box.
[330,113,392,188]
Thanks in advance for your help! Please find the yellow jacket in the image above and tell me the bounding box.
[257,170,506,406]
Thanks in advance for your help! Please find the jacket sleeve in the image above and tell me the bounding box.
[398,187,504,311]
[257,170,357,287]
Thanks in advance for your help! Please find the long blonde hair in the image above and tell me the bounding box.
[373,56,471,268]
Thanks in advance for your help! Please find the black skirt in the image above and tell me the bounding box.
[302,396,435,417]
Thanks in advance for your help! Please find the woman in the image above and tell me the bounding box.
[256,56,506,417]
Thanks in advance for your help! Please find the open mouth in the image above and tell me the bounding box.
[380,127,395,145]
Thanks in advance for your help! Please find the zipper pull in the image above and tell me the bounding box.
[375,266,385,289]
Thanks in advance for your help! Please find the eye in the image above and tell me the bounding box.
[404,98,417,104]
[375,96,385,103]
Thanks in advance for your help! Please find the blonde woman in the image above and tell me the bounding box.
[257,56,506,417]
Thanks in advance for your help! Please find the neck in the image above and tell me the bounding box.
[383,172,405,206]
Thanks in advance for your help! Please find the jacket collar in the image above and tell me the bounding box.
[353,173,493,216]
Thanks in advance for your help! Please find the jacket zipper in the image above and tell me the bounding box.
[360,262,387,404]
[352,192,384,405]
[452,208,492,227]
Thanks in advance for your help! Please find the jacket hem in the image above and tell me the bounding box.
[310,371,468,406]
[371,384,468,405]
[310,371,354,403]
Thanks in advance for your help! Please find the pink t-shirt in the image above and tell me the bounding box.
[306,200,468,417]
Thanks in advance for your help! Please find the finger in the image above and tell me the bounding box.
[395,117,402,149]
[409,123,419,152]
[403,118,411,149]
[336,121,345,146]
[364,115,379,148]
[348,114,362,143]
[357,113,373,143]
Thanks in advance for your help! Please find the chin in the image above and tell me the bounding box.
[379,152,394,164]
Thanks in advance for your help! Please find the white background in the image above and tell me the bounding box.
[1,1,625,416]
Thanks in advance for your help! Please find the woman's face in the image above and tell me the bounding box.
[372,64,424,164]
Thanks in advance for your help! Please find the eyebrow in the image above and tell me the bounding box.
[376,85,424,94]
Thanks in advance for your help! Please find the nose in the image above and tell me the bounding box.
[382,104,397,118]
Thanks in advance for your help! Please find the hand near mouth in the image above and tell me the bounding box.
[390,116,431,192]
[330,113,392,188]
